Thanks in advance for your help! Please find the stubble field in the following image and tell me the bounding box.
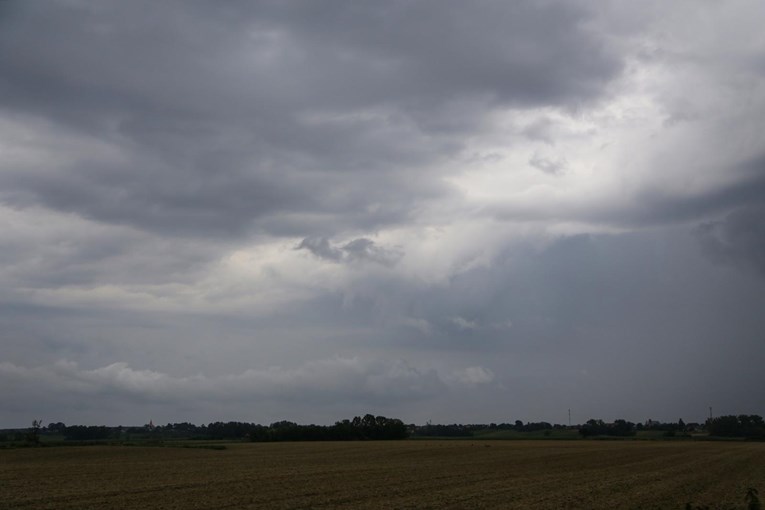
[2,440,764,509]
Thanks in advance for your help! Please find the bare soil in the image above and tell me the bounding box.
[2,440,763,509]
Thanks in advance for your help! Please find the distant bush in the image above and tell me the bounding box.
[413,424,473,437]
[63,425,113,441]
[579,419,636,437]
[514,421,553,432]
[707,415,765,439]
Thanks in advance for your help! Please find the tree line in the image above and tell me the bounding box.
[6,414,408,442]
[4,414,764,444]
[204,415,408,441]
[706,415,765,438]
[579,415,765,439]
[412,420,560,437]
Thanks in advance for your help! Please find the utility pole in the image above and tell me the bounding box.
[568,408,571,427]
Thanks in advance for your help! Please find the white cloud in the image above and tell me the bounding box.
[399,317,434,336]
[451,366,496,386]
[449,316,477,331]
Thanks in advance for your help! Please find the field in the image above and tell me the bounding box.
[2,440,764,509]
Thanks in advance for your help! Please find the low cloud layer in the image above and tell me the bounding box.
[0,357,452,402]
[0,357,500,425]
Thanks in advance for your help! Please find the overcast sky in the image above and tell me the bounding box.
[1,0,764,428]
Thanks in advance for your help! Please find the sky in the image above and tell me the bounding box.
[1,0,764,428]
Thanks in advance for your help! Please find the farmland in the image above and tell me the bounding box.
[2,440,763,509]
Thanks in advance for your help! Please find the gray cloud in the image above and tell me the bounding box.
[0,0,620,240]
[489,162,765,228]
[298,237,403,266]
[243,0,621,108]
[696,205,765,275]
[0,356,507,425]
[1,1,765,427]
[296,237,344,262]
[520,117,556,145]
[529,152,567,175]
[0,357,447,404]
[450,366,495,386]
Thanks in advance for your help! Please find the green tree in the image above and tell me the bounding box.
[26,419,42,445]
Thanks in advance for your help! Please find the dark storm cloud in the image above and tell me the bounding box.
[298,236,402,266]
[297,237,344,262]
[630,155,765,227]
[327,228,765,419]
[696,205,765,276]
[0,0,621,238]
[342,238,402,266]
[0,155,309,239]
[3,0,764,427]
[242,0,620,108]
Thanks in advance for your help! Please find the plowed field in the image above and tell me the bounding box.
[2,440,763,509]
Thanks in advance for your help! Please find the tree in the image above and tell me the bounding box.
[26,419,42,445]
[707,415,765,438]
[63,425,112,441]
[579,419,635,437]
